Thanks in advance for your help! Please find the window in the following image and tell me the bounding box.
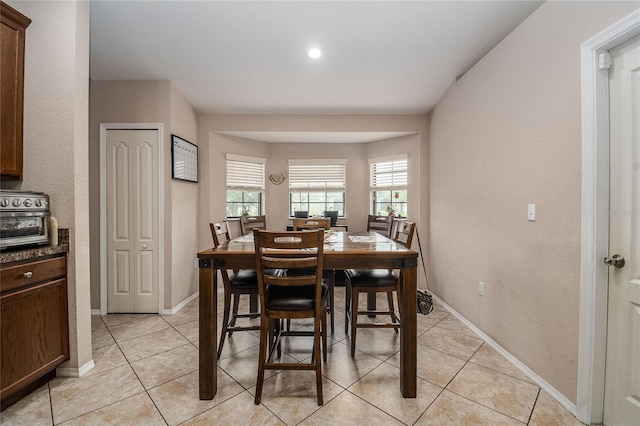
[369,155,408,217]
[226,154,265,218]
[289,159,346,217]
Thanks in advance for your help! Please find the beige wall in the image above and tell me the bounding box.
[2,1,92,371]
[429,1,638,403]
[89,80,198,311]
[169,85,199,307]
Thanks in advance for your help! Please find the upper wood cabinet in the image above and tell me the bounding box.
[1,2,30,180]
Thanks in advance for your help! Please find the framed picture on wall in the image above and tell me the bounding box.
[171,134,198,183]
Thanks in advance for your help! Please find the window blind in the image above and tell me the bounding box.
[369,155,408,188]
[289,159,346,190]
[226,153,265,190]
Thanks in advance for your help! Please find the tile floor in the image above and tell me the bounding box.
[0,288,585,425]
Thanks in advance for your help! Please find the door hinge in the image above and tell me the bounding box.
[598,52,611,70]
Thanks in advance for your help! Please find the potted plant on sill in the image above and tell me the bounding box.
[386,204,397,218]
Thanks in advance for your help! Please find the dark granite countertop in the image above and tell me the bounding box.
[0,228,69,264]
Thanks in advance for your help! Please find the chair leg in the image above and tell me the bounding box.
[314,315,323,406]
[345,280,351,334]
[350,288,359,357]
[387,291,399,334]
[327,270,335,334]
[322,308,328,362]
[218,290,232,359]
[228,294,241,336]
[254,315,269,405]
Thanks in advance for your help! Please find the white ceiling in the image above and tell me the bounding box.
[90,0,544,116]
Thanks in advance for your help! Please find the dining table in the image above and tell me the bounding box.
[197,230,418,400]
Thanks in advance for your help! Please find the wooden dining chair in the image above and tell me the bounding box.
[345,220,416,357]
[292,217,331,231]
[367,214,394,237]
[253,229,327,406]
[209,222,264,358]
[291,216,335,333]
[240,215,267,235]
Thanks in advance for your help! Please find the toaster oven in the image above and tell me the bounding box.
[0,190,50,250]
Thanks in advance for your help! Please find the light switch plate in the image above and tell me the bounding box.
[528,204,536,221]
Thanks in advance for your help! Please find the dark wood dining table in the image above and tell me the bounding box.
[197,231,418,400]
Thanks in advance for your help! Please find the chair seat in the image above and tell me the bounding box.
[345,269,399,287]
[267,284,328,311]
[231,269,283,288]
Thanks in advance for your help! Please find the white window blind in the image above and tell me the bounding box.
[369,155,408,188]
[226,153,265,190]
[289,159,346,190]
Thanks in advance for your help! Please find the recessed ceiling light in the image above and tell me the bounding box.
[308,48,321,59]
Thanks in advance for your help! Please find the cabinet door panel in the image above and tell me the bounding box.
[0,278,69,398]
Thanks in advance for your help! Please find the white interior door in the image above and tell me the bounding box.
[603,34,640,426]
[106,129,159,313]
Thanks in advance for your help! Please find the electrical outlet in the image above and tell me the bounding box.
[478,281,485,296]
[194,258,198,268]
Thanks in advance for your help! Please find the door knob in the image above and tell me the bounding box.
[142,244,148,249]
[604,254,625,268]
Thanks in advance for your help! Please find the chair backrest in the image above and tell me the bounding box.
[209,221,230,247]
[209,222,233,286]
[392,220,415,248]
[240,215,266,235]
[367,214,394,237]
[292,217,331,230]
[323,211,338,226]
[253,229,325,311]
[294,210,309,218]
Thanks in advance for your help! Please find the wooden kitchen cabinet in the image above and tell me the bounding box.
[0,2,31,180]
[0,254,69,409]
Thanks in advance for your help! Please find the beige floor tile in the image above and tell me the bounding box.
[91,327,115,350]
[348,362,442,424]
[250,370,344,425]
[436,315,478,338]
[91,315,106,331]
[101,313,157,328]
[108,315,171,343]
[163,300,200,327]
[469,343,535,384]
[182,391,286,425]
[130,344,199,389]
[148,369,244,426]
[346,327,401,361]
[0,384,52,426]
[59,392,165,426]
[322,341,383,388]
[218,326,261,360]
[388,344,466,387]
[529,390,585,426]
[49,364,144,424]
[84,343,128,377]
[300,390,404,426]
[417,326,483,360]
[447,363,539,423]
[415,390,524,425]
[118,327,190,362]
[174,319,199,346]
[218,345,299,389]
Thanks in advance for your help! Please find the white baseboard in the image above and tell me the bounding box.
[162,291,199,315]
[56,359,95,378]
[91,309,101,315]
[432,294,577,416]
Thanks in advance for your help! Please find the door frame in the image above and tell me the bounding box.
[577,10,640,425]
[99,123,165,315]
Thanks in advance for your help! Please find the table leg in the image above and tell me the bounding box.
[199,264,217,399]
[399,263,417,398]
